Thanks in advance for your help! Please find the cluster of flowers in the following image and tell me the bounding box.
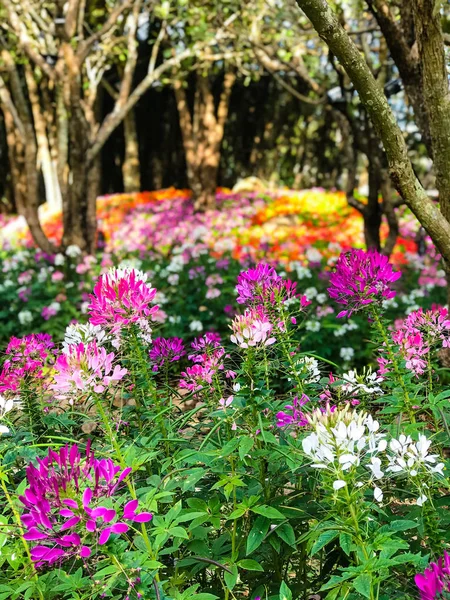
[389,306,450,376]
[20,442,152,567]
[231,263,310,349]
[327,248,401,318]
[301,405,443,506]
[89,267,160,346]
[179,332,233,398]
[0,333,55,394]
[416,551,450,600]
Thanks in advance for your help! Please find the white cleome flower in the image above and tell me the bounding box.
[189,320,203,332]
[289,356,321,384]
[18,310,33,325]
[62,323,108,354]
[65,245,83,258]
[341,367,384,396]
[340,347,355,362]
[373,487,383,503]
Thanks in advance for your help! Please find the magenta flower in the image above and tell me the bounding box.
[51,341,127,403]
[179,364,216,394]
[276,394,309,428]
[236,263,303,308]
[327,249,401,318]
[236,263,279,305]
[415,551,450,599]
[0,334,54,394]
[20,443,152,568]
[88,267,159,341]
[391,330,429,376]
[149,337,185,371]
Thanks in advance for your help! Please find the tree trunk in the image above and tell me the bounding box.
[122,110,141,192]
[2,109,56,254]
[24,65,62,211]
[174,71,235,211]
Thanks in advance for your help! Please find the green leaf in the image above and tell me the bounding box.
[353,573,372,599]
[224,564,238,590]
[276,523,296,547]
[252,505,284,519]
[279,581,292,600]
[339,533,352,556]
[228,507,246,519]
[168,526,189,539]
[311,530,339,556]
[246,516,270,555]
[237,559,264,571]
[239,436,254,460]
[389,520,418,532]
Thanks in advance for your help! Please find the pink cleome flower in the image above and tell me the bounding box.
[0,334,54,394]
[88,267,159,335]
[230,307,276,349]
[51,341,127,402]
[149,337,185,371]
[415,551,450,600]
[236,263,307,308]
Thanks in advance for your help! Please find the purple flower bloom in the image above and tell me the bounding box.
[0,334,55,394]
[327,249,401,318]
[19,443,152,568]
[276,394,309,428]
[149,337,185,371]
[415,551,450,599]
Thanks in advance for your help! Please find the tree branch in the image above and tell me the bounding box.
[77,0,134,63]
[295,0,450,265]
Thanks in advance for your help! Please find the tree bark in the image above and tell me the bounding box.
[295,0,450,266]
[24,65,62,211]
[122,110,141,193]
[412,0,450,223]
[175,71,236,210]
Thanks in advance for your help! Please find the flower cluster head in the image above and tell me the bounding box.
[390,306,450,376]
[20,443,152,567]
[62,322,109,354]
[236,263,307,308]
[328,249,401,318]
[384,434,444,505]
[88,267,159,343]
[302,405,387,498]
[289,356,321,384]
[149,337,185,371]
[51,341,127,404]
[0,334,54,394]
[276,394,309,428]
[341,367,384,397]
[230,307,276,349]
[415,551,450,600]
